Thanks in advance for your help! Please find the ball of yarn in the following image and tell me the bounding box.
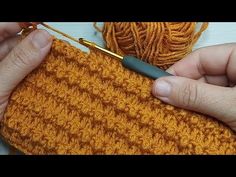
[96,22,208,69]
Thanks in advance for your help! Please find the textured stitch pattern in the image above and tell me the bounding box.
[0,39,235,154]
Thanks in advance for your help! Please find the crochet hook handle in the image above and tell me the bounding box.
[122,56,172,79]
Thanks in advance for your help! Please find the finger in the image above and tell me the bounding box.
[0,96,8,120]
[152,76,236,128]
[166,43,236,83]
[0,29,52,95]
[0,23,21,42]
[0,35,21,60]
[198,75,229,87]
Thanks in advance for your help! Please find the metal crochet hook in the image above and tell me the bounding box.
[40,22,171,79]
[79,38,172,79]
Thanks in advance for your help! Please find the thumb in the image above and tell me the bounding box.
[0,29,52,95]
[152,76,236,128]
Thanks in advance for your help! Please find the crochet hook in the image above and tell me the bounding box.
[79,38,172,79]
[40,23,172,79]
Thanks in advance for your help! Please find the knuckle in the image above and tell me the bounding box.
[230,88,236,104]
[10,46,37,68]
[177,82,200,108]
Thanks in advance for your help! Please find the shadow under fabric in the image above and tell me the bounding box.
[0,24,236,154]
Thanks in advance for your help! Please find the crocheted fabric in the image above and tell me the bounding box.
[0,38,236,154]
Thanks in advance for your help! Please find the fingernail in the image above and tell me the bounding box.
[153,80,171,97]
[32,30,51,49]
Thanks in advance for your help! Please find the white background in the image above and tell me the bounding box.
[1,22,236,154]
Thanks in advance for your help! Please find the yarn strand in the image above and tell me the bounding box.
[100,22,208,69]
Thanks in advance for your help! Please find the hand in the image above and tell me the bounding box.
[152,44,236,131]
[0,23,52,120]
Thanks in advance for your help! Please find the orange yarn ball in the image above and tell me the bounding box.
[99,22,208,69]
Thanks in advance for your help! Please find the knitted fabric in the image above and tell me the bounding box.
[0,38,236,154]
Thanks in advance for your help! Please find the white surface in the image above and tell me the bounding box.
[1,22,236,155]
[194,22,236,49]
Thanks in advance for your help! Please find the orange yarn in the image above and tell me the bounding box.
[0,36,236,154]
[99,22,208,69]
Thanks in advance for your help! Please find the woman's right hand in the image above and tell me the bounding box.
[152,44,236,131]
